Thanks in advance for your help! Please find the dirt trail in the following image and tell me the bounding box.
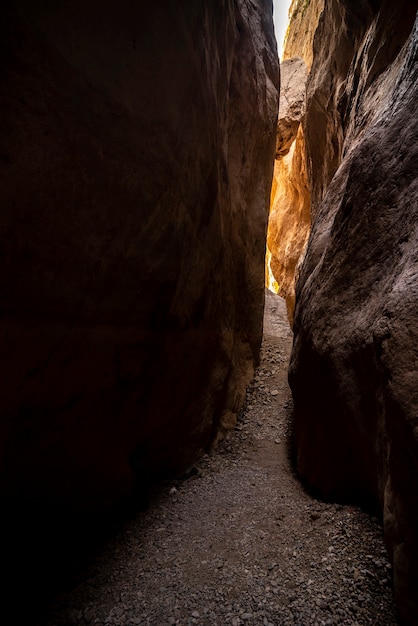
[39,291,399,626]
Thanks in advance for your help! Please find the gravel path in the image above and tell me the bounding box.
[38,291,399,626]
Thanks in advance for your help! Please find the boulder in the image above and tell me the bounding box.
[275,57,307,159]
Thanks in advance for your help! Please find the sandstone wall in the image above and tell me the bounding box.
[0,1,279,518]
[267,0,323,324]
[283,0,325,69]
[289,0,418,622]
[267,57,310,324]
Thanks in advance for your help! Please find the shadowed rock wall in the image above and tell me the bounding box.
[0,1,279,517]
[289,0,418,622]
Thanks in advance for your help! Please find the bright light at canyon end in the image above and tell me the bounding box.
[267,2,293,295]
[273,0,293,56]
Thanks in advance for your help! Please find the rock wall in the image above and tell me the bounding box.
[283,0,325,69]
[267,0,323,324]
[267,57,310,323]
[0,0,279,519]
[289,0,418,622]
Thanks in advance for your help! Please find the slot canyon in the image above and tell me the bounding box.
[1,0,418,625]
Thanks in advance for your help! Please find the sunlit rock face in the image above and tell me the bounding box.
[283,0,325,70]
[267,0,323,323]
[289,0,418,622]
[267,57,309,324]
[0,1,279,516]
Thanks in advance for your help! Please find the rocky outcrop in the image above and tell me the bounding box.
[289,0,418,623]
[283,0,325,69]
[274,58,307,160]
[267,57,310,323]
[0,0,278,522]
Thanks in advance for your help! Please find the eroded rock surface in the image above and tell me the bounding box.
[274,57,307,160]
[289,1,418,622]
[0,0,278,522]
[283,0,325,70]
[267,57,310,323]
[267,0,324,324]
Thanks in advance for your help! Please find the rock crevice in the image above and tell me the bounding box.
[267,0,323,324]
[267,57,310,324]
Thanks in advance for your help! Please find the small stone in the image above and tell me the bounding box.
[191,611,200,618]
[170,487,177,495]
[316,599,328,609]
[270,390,279,396]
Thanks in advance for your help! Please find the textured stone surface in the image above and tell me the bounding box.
[267,57,310,323]
[283,0,325,70]
[266,0,324,323]
[289,1,418,623]
[274,57,307,159]
[0,0,279,518]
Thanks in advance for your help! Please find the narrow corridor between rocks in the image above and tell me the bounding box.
[3,2,418,624]
[39,292,398,626]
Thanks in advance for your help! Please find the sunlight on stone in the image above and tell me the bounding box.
[266,248,280,294]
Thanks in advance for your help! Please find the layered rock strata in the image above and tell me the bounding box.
[289,1,418,623]
[0,0,279,519]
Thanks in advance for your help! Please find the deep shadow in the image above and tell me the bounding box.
[1,485,155,626]
[285,397,382,519]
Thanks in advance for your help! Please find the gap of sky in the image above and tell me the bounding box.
[272,0,293,58]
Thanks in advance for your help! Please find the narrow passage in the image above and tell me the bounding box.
[42,292,398,626]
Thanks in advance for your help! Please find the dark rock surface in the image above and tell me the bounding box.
[0,0,278,531]
[289,1,418,623]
